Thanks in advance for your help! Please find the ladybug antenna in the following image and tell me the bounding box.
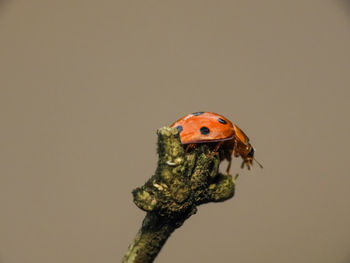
[253,158,263,169]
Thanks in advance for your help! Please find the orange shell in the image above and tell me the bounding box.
[170,112,235,144]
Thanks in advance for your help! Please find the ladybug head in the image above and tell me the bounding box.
[249,147,263,169]
[247,147,255,158]
[241,146,263,169]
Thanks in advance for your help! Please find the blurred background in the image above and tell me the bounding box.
[1,1,350,262]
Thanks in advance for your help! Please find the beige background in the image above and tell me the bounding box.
[1,1,350,262]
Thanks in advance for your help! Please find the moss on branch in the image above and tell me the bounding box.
[123,127,236,263]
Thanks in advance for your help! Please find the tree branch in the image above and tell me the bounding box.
[123,127,236,263]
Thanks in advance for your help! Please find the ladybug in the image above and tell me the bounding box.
[170,112,262,173]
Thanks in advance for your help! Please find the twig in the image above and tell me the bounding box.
[123,127,236,263]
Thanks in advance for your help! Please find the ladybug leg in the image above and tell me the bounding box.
[213,141,224,155]
[226,156,232,175]
[241,159,252,170]
[224,139,234,175]
[205,141,223,161]
[241,161,247,170]
[185,144,196,153]
[233,140,240,158]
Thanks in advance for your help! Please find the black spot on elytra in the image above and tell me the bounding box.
[200,126,210,135]
[192,111,204,116]
[175,125,183,133]
[218,118,227,124]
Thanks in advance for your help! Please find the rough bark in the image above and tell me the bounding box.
[123,127,236,263]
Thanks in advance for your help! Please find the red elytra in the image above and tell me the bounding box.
[170,112,262,172]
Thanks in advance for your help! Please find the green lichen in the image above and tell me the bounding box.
[123,127,236,263]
